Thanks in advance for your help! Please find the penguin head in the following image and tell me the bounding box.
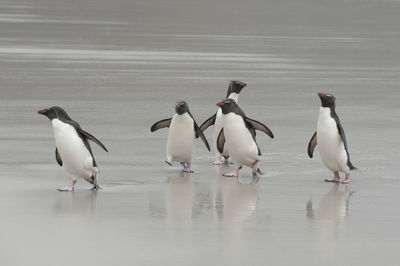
[216,98,238,114]
[226,80,247,97]
[318,93,336,108]
[175,101,190,115]
[37,106,71,121]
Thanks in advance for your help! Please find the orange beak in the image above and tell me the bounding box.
[216,101,224,107]
[37,109,47,115]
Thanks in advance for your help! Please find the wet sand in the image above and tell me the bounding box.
[0,0,400,265]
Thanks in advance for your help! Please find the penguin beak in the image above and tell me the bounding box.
[37,108,48,115]
[175,103,179,108]
[241,82,247,87]
[318,92,325,98]
[216,101,224,107]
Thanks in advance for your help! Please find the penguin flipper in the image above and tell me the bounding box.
[217,128,226,154]
[245,117,274,138]
[78,129,108,152]
[55,148,63,167]
[307,131,317,158]
[150,118,172,132]
[334,118,356,170]
[199,113,216,132]
[194,121,211,151]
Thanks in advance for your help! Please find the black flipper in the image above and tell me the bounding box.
[217,128,226,154]
[199,113,216,132]
[65,120,98,170]
[245,118,274,138]
[55,148,62,167]
[332,112,356,170]
[77,129,108,152]
[151,118,172,132]
[307,131,317,158]
[194,121,211,151]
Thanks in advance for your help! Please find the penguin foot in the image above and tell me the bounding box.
[223,172,238,177]
[223,167,240,177]
[165,160,173,166]
[57,186,74,192]
[91,185,101,190]
[341,174,350,184]
[324,178,340,183]
[183,169,194,173]
[325,172,340,183]
[257,168,264,175]
[252,160,261,175]
[57,180,76,192]
[213,157,223,165]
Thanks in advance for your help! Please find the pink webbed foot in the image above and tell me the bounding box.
[341,174,350,184]
[324,178,340,183]
[57,180,76,192]
[223,167,239,177]
[213,157,223,165]
[324,172,340,183]
[57,186,74,192]
[252,160,261,177]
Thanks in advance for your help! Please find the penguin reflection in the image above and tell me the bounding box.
[307,184,352,221]
[165,172,193,230]
[307,184,353,264]
[54,190,98,216]
[213,167,259,232]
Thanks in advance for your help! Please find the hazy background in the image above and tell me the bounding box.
[0,0,399,265]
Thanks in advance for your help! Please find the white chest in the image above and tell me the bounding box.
[222,113,260,166]
[228,93,239,102]
[317,108,340,145]
[316,108,348,172]
[167,113,195,161]
[52,119,93,177]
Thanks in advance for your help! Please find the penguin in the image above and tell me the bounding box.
[307,93,356,184]
[38,106,108,191]
[215,98,274,177]
[200,80,247,165]
[151,101,210,172]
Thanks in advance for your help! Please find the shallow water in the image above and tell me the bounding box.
[1,0,400,265]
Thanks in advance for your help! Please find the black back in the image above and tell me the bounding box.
[38,106,108,169]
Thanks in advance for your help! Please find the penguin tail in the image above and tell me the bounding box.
[347,161,357,171]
